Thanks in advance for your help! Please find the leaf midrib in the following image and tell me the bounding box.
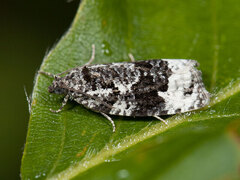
[46,117,67,178]
[48,79,240,180]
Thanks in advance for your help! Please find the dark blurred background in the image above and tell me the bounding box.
[0,0,80,179]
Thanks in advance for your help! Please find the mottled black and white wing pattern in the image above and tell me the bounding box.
[60,59,210,117]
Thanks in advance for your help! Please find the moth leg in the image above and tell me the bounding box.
[85,44,95,66]
[100,112,116,132]
[128,53,135,62]
[50,94,69,113]
[153,115,168,125]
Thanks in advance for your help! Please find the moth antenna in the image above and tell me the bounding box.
[39,71,62,80]
[55,44,95,76]
[39,71,55,78]
[56,68,78,76]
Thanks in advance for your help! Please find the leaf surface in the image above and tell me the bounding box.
[21,0,240,179]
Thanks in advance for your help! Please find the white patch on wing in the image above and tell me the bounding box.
[87,88,113,96]
[113,81,133,94]
[110,101,136,116]
[90,64,107,68]
[158,60,210,114]
[110,100,127,115]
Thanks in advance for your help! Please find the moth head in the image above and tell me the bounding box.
[48,78,68,95]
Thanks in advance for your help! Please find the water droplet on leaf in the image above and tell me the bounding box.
[117,169,130,179]
[101,41,112,56]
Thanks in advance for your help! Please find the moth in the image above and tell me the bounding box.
[39,45,210,132]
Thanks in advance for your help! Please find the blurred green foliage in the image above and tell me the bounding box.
[0,1,80,179]
[20,0,240,179]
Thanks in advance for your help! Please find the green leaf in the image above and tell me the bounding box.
[21,0,240,179]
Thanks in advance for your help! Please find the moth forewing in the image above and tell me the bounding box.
[39,45,210,132]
